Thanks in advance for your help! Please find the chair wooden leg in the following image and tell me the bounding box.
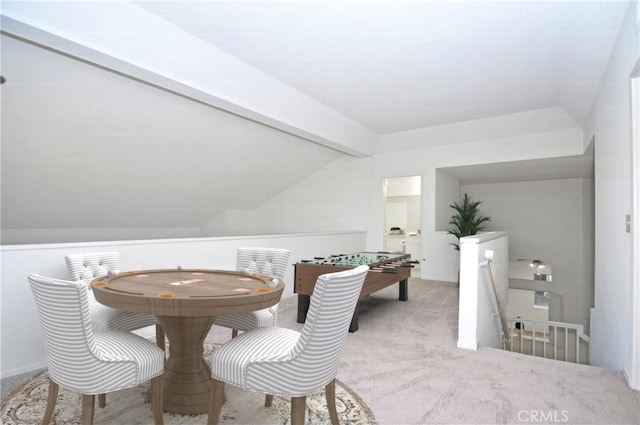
[207,379,225,425]
[42,379,59,425]
[231,329,238,338]
[81,394,95,425]
[151,375,164,425]
[156,324,165,350]
[291,396,306,425]
[98,394,106,408]
[264,394,273,407]
[325,379,339,425]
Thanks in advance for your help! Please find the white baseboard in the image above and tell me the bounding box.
[1,360,47,380]
[457,339,479,350]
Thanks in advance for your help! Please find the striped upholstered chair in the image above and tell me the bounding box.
[213,247,291,337]
[65,252,165,348]
[207,265,368,425]
[28,274,165,425]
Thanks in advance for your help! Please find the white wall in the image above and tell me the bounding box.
[0,231,366,378]
[461,178,593,331]
[385,196,420,233]
[250,118,586,283]
[248,155,378,236]
[586,2,640,378]
[435,169,461,231]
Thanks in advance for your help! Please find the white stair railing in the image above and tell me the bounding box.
[479,251,511,350]
[505,318,590,364]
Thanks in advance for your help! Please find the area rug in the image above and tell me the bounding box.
[1,343,376,425]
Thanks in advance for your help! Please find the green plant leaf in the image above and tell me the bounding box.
[447,193,491,251]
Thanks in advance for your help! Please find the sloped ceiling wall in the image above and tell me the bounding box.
[0,35,342,243]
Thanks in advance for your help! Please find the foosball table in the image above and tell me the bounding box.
[294,251,417,332]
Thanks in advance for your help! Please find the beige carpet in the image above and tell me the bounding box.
[271,278,640,425]
[1,343,376,425]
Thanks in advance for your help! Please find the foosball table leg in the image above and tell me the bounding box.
[399,278,408,301]
[297,294,310,324]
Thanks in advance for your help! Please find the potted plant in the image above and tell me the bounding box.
[447,193,491,251]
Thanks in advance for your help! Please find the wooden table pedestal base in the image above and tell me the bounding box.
[157,315,216,415]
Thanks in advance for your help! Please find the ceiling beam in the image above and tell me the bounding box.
[1,1,378,157]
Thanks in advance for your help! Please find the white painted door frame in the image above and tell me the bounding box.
[629,60,640,390]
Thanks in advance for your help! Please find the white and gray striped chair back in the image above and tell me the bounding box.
[244,264,368,395]
[65,252,119,302]
[28,274,164,394]
[221,247,290,329]
[235,247,290,279]
[64,251,161,337]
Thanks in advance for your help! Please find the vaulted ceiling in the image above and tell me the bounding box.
[136,0,629,133]
[0,1,630,242]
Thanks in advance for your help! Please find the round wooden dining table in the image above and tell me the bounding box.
[91,268,284,414]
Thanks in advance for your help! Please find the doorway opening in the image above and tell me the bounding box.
[383,176,422,273]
